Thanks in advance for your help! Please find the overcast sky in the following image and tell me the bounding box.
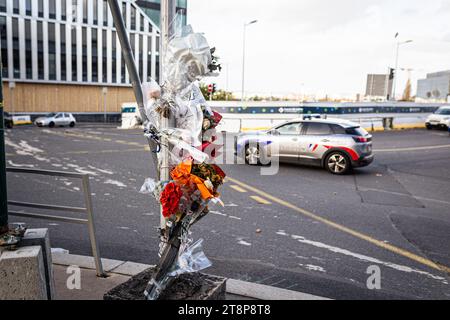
[187,0,450,98]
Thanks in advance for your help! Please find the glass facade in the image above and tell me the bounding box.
[137,0,187,27]
[0,0,161,84]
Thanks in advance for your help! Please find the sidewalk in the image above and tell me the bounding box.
[52,252,329,300]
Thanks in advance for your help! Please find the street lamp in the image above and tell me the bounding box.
[392,39,413,101]
[241,20,258,102]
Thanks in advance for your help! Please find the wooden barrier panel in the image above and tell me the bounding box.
[2,82,136,113]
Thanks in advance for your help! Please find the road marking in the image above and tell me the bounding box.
[229,185,248,193]
[375,144,450,153]
[227,176,450,274]
[250,195,272,205]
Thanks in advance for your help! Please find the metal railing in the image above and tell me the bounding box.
[6,167,105,277]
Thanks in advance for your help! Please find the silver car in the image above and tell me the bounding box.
[35,112,77,128]
[235,118,374,174]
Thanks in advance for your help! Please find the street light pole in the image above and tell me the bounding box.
[0,53,8,234]
[159,0,176,229]
[392,39,413,101]
[241,20,257,102]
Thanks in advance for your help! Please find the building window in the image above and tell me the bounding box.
[0,0,6,13]
[49,0,56,19]
[12,18,20,78]
[131,6,136,30]
[38,0,44,18]
[102,29,106,82]
[83,0,88,23]
[61,24,66,80]
[62,0,67,20]
[49,23,57,80]
[91,28,97,82]
[121,52,125,83]
[13,0,19,14]
[147,36,152,81]
[25,19,32,79]
[112,31,116,82]
[93,0,98,24]
[0,16,8,78]
[71,27,77,80]
[25,0,32,16]
[103,0,108,26]
[82,27,87,81]
[37,21,44,79]
[139,35,143,80]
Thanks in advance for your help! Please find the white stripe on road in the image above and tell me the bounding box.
[375,144,450,153]
[276,231,448,285]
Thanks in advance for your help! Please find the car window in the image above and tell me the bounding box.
[276,122,301,135]
[305,123,332,135]
[345,127,368,136]
[436,108,450,115]
[330,124,347,134]
[55,113,62,119]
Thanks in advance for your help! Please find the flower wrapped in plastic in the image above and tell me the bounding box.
[141,20,225,300]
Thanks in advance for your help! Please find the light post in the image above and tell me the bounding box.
[1,53,8,235]
[392,39,413,101]
[102,87,108,123]
[241,20,258,102]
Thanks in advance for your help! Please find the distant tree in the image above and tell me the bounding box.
[402,78,412,101]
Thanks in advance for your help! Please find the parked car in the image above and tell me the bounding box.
[3,112,13,129]
[235,118,374,175]
[425,106,450,130]
[34,113,76,128]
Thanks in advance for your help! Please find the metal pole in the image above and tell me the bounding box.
[103,87,108,123]
[241,24,247,102]
[0,52,8,234]
[82,175,105,277]
[107,0,159,175]
[159,0,176,229]
[392,42,400,101]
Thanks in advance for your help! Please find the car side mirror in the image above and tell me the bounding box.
[270,129,280,136]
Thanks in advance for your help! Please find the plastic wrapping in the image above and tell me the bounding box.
[168,239,212,277]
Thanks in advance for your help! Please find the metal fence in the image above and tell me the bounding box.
[6,167,105,277]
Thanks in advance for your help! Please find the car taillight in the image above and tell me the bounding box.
[352,136,368,143]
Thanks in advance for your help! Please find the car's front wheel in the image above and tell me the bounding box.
[426,123,433,130]
[245,145,261,165]
[325,152,351,175]
[69,122,75,128]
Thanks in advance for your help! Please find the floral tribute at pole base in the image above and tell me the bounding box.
[138,21,225,300]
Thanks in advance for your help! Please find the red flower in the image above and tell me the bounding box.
[212,112,223,125]
[159,182,183,218]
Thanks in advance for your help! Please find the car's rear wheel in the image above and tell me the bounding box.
[69,122,75,128]
[245,145,261,165]
[426,124,433,130]
[325,152,351,175]
[48,122,55,128]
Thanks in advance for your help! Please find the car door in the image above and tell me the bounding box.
[54,113,64,125]
[271,122,302,163]
[299,122,334,165]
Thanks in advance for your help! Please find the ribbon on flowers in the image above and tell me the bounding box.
[171,160,215,200]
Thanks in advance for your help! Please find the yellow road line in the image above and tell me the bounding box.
[227,176,450,274]
[229,185,248,193]
[375,144,450,153]
[250,195,272,205]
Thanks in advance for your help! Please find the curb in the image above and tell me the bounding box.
[51,252,330,300]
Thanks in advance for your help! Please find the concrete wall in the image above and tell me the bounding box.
[2,82,136,113]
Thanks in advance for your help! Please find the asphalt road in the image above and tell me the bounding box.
[4,124,450,300]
